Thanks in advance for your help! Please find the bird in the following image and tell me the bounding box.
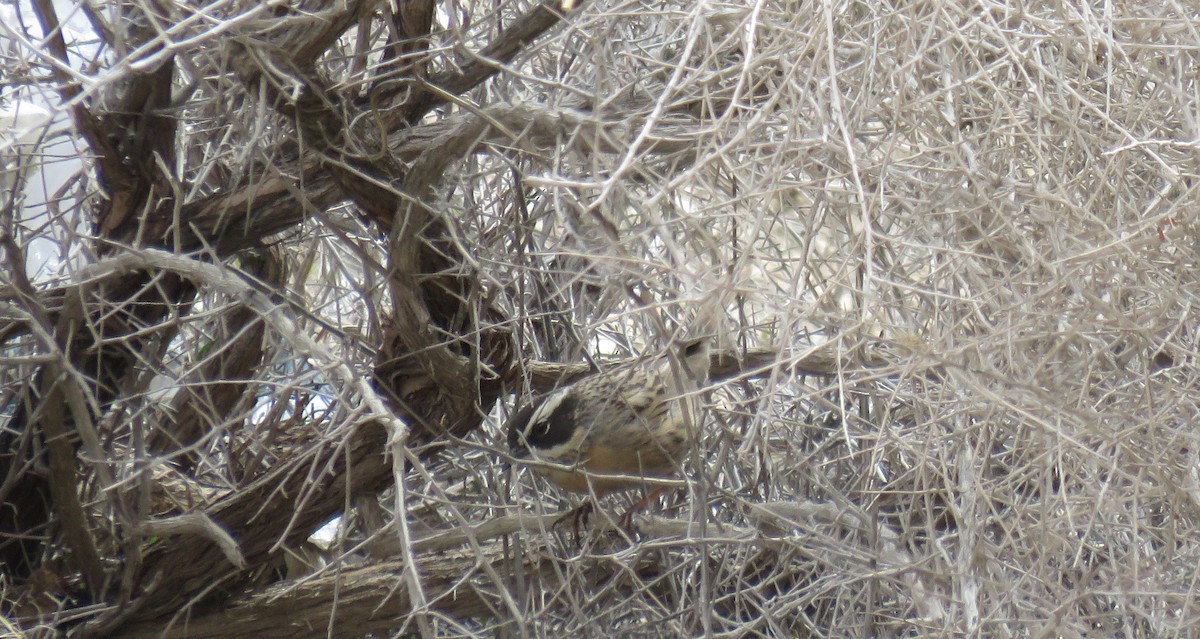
[506,337,711,525]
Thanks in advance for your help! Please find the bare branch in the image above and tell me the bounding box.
[139,513,246,570]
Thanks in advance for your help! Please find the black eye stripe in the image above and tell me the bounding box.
[504,340,710,462]
[509,391,579,451]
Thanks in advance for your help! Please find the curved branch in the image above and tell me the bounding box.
[115,497,943,639]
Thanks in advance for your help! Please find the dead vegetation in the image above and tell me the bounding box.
[2,0,1199,636]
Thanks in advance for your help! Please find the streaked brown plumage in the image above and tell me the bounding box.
[507,338,710,497]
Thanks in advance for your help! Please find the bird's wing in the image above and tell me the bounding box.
[616,384,665,415]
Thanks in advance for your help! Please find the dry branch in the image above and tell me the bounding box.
[115,497,926,639]
[3,0,1200,637]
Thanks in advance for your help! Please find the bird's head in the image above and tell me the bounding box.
[674,337,711,384]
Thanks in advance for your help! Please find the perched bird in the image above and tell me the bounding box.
[507,338,711,512]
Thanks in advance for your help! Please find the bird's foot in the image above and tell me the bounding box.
[553,502,594,539]
[616,486,670,532]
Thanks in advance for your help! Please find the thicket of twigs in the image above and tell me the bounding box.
[2,0,1199,636]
